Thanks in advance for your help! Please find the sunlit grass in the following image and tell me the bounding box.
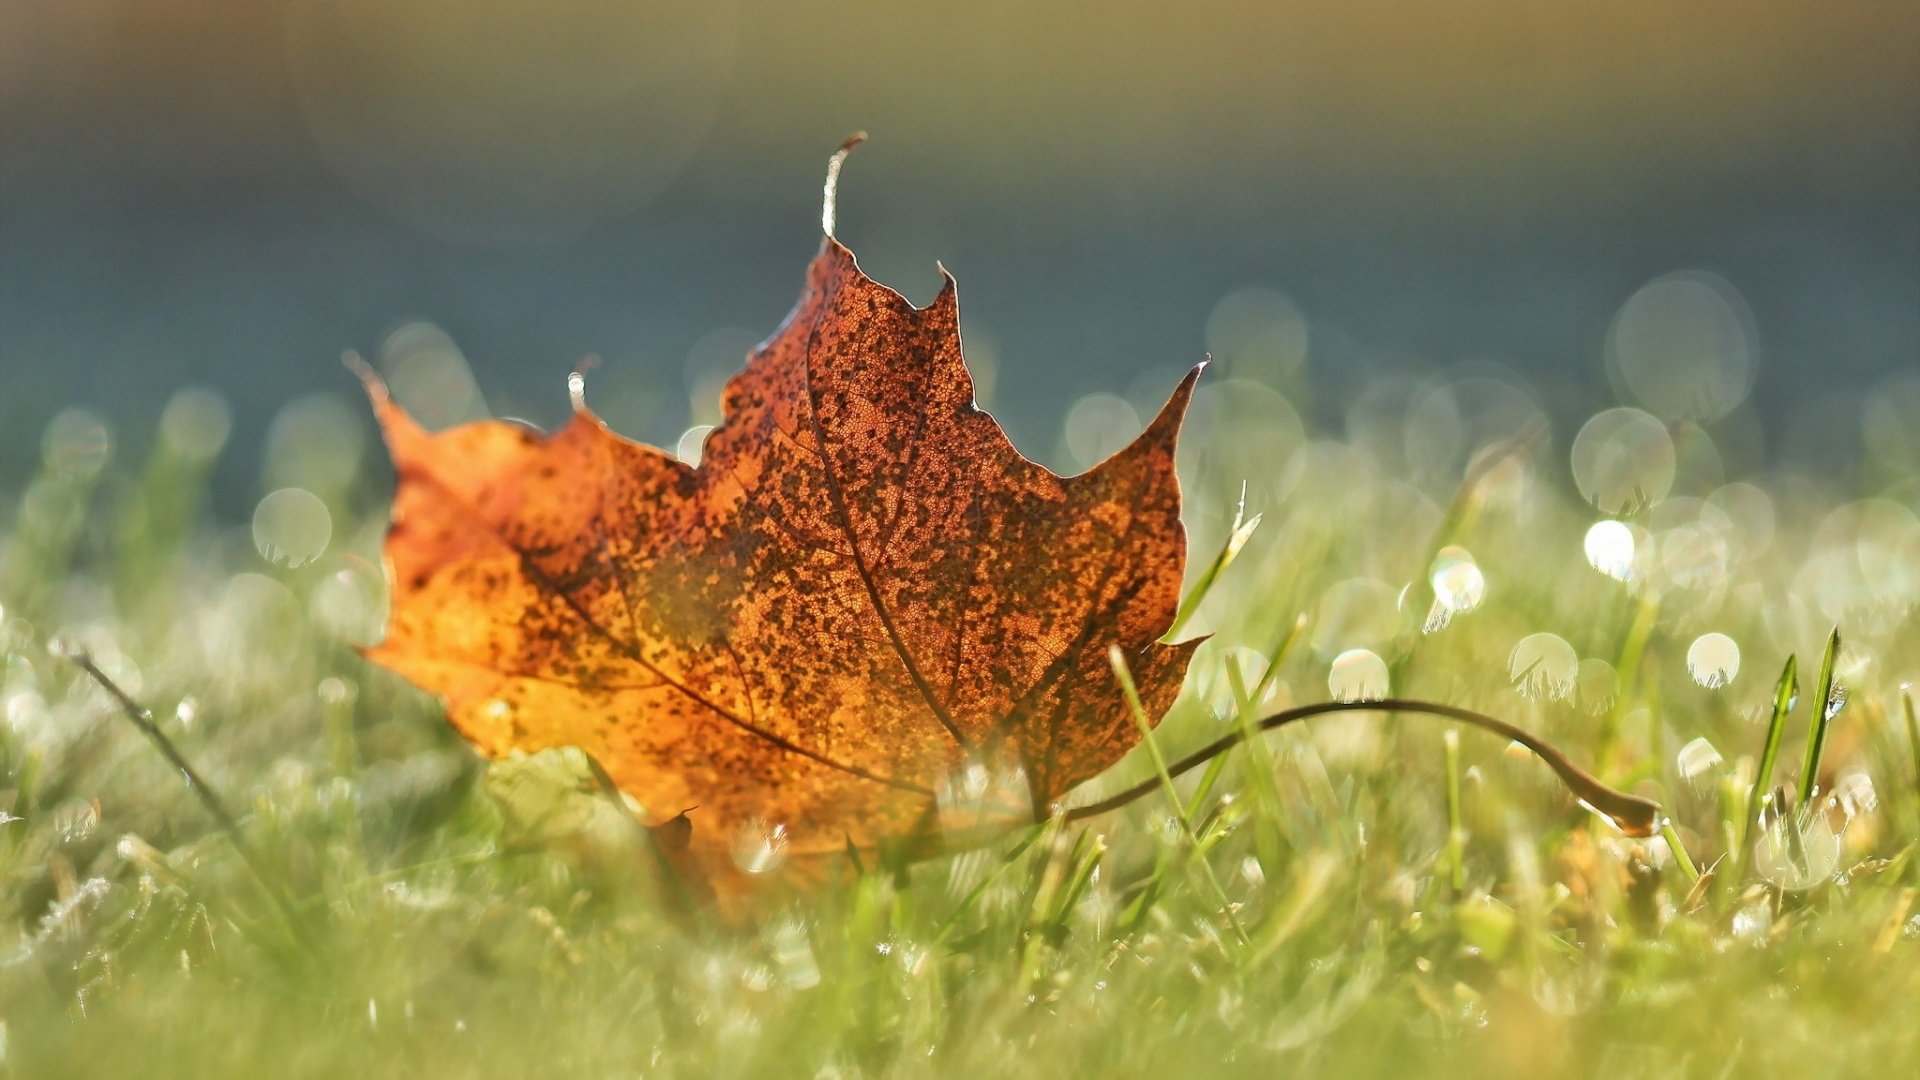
[2,365,1918,1077]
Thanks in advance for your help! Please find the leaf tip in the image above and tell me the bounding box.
[1138,361,1204,447]
[346,348,427,449]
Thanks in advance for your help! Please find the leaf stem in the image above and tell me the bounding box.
[1068,696,1660,838]
[822,131,868,237]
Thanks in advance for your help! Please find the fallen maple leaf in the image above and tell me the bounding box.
[358,152,1201,867]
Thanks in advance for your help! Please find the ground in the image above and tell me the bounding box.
[1,385,1917,1077]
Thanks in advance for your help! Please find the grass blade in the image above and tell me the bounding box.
[1443,729,1465,896]
[931,826,1042,946]
[1742,654,1797,863]
[1797,628,1843,806]
[67,650,244,840]
[1903,687,1920,810]
[1162,504,1261,642]
[1109,645,1248,944]
[1659,817,1700,885]
[1599,592,1661,772]
[66,648,307,947]
[1186,616,1304,821]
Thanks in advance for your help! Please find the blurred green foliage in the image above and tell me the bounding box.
[2,352,1917,1074]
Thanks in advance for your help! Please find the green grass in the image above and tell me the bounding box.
[2,387,1918,1078]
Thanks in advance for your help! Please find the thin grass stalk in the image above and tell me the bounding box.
[1797,628,1843,806]
[1443,729,1465,896]
[1109,645,1248,944]
[1742,654,1798,867]
[1902,688,1919,812]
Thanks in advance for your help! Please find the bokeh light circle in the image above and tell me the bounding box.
[1583,520,1636,580]
[1328,649,1389,702]
[1685,632,1741,688]
[253,488,334,567]
[1062,392,1143,471]
[1606,270,1757,422]
[159,389,233,462]
[1509,632,1578,701]
[1571,407,1675,513]
[42,409,112,478]
[1204,287,1309,385]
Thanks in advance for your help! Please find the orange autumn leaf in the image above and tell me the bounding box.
[359,214,1200,866]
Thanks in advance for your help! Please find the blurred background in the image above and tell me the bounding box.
[2,0,1917,511]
